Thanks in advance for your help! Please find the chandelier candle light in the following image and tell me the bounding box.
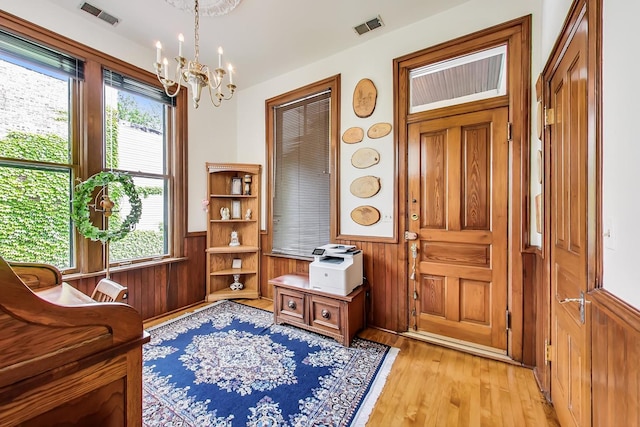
[154,0,236,108]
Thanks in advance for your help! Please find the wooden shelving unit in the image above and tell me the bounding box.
[205,163,261,302]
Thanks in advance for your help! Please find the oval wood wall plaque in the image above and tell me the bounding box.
[342,127,364,144]
[350,175,381,198]
[352,78,377,118]
[367,122,392,139]
[351,147,380,169]
[351,205,381,226]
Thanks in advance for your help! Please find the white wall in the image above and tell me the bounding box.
[600,0,640,309]
[540,0,640,309]
[237,0,540,234]
[0,0,236,233]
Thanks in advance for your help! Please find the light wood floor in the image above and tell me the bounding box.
[144,299,560,427]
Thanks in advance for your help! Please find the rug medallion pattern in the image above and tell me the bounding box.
[143,301,397,426]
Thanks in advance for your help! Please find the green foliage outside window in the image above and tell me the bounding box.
[0,124,165,268]
[0,132,72,268]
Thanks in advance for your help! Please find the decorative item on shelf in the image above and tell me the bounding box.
[243,174,252,195]
[231,200,241,218]
[153,0,237,108]
[71,170,142,278]
[351,147,380,169]
[244,208,252,220]
[342,127,364,144]
[232,258,242,269]
[353,78,377,118]
[229,230,240,246]
[229,273,243,291]
[231,177,242,195]
[220,206,230,220]
[367,122,392,139]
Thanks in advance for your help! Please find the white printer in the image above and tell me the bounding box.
[309,244,363,296]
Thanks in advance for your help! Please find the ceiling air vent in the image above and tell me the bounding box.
[353,15,384,36]
[79,2,120,26]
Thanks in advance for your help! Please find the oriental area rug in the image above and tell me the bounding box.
[142,300,398,426]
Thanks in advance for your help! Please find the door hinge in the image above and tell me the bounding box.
[411,309,416,317]
[507,122,512,141]
[545,339,552,365]
[544,107,555,126]
[413,290,419,300]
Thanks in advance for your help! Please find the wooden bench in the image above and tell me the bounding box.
[0,256,149,426]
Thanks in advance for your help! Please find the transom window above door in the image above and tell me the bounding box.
[409,44,507,113]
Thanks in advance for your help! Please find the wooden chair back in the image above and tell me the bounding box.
[91,278,127,302]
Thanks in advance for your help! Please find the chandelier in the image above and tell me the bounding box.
[154,0,236,108]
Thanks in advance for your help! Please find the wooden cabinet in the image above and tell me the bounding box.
[270,273,366,347]
[206,163,261,302]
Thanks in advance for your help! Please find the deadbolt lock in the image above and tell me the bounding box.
[411,213,419,221]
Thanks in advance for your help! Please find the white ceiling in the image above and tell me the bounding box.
[45,0,469,88]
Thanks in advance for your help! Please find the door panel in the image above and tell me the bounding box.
[408,107,508,351]
[549,11,591,427]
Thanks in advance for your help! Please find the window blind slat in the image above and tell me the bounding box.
[0,29,83,79]
[104,69,175,106]
[273,91,330,256]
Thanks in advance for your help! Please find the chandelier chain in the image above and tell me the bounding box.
[194,0,200,61]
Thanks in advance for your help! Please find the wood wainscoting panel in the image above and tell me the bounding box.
[591,289,640,427]
[65,233,207,320]
[523,250,547,385]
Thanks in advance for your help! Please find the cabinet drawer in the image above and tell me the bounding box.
[309,296,341,333]
[276,289,305,323]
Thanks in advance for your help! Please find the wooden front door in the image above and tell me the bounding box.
[408,107,509,352]
[548,9,591,427]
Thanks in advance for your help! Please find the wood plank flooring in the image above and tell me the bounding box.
[144,299,560,427]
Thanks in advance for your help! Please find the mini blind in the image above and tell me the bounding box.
[103,69,175,106]
[273,90,331,256]
[0,29,83,79]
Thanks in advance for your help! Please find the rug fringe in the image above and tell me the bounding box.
[349,346,400,426]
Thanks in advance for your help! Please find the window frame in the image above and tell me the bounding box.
[264,75,340,259]
[0,11,188,275]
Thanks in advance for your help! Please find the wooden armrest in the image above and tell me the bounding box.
[8,262,62,290]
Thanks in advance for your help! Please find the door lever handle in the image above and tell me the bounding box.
[559,297,582,304]
[557,291,590,324]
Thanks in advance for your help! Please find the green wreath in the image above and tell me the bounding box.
[71,171,142,243]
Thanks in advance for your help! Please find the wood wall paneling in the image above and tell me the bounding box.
[64,234,206,320]
[591,289,640,427]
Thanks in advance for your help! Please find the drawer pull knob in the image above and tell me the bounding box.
[287,300,296,310]
[321,309,331,319]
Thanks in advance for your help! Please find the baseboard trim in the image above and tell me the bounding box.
[401,330,519,365]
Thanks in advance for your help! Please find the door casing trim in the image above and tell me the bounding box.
[394,15,532,362]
